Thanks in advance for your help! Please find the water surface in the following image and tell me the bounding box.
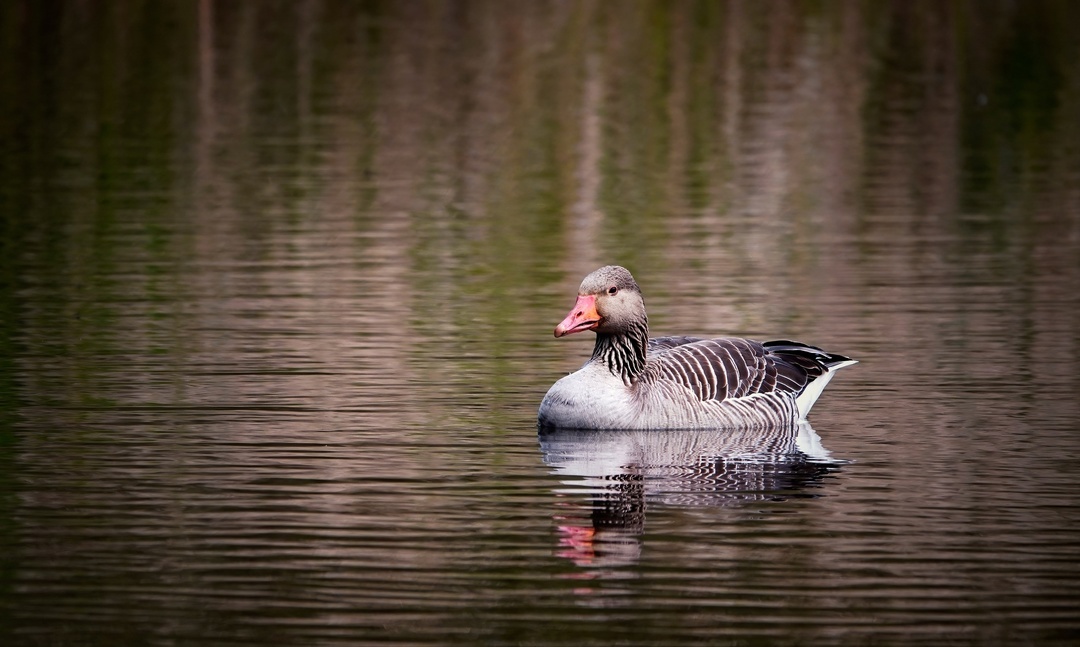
[2,2,1079,645]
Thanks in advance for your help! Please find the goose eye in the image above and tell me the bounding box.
[608,286,618,295]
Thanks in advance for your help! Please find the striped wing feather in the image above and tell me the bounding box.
[646,337,824,403]
[647,336,704,353]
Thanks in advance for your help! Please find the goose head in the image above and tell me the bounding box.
[554,265,647,338]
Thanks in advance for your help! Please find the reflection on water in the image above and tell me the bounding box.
[2,0,1080,644]
[541,424,838,569]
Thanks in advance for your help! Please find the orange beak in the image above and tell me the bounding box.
[554,294,601,338]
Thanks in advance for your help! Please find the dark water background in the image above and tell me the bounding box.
[2,1,1079,645]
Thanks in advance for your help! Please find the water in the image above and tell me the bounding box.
[2,1,1080,645]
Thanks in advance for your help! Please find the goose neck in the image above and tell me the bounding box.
[592,320,648,382]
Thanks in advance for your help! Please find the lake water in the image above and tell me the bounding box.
[2,2,1079,645]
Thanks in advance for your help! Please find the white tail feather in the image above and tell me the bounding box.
[795,360,858,420]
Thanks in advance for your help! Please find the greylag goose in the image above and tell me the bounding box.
[538,266,856,429]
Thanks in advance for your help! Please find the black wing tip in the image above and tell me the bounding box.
[762,339,855,369]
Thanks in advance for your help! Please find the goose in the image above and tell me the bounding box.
[537,266,856,430]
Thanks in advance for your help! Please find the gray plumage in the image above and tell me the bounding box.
[538,266,856,430]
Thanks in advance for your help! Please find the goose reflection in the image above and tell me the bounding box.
[539,423,841,569]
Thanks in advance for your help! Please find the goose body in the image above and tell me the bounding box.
[538,266,855,430]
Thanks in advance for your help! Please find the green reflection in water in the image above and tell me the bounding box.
[0,2,1079,643]
[0,1,1077,413]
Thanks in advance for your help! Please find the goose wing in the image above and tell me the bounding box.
[646,337,845,403]
[647,335,704,354]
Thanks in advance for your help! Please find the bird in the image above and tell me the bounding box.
[537,265,856,430]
